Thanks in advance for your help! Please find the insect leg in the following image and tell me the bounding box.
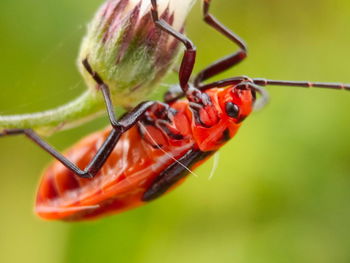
[150,0,196,94]
[82,58,120,128]
[82,58,170,126]
[82,58,174,176]
[193,0,248,87]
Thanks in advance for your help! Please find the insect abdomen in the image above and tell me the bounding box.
[35,123,194,221]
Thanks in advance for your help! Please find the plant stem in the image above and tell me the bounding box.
[0,90,105,135]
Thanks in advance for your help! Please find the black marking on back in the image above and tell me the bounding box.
[142,149,213,201]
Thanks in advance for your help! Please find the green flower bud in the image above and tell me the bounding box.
[79,0,196,108]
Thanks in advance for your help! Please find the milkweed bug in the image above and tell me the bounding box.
[1,0,349,221]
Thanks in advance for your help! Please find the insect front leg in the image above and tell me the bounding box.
[150,0,196,97]
[82,58,122,130]
[193,0,248,87]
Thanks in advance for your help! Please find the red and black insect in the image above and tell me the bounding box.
[1,0,349,221]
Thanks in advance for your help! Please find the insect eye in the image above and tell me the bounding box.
[225,102,240,118]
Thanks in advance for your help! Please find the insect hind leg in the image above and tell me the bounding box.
[0,128,94,178]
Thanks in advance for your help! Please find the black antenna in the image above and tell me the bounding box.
[253,78,350,91]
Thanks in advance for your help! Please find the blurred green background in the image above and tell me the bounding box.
[1,0,350,262]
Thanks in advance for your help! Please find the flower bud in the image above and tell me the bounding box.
[78,0,196,108]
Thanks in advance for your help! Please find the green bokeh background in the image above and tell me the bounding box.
[1,0,350,262]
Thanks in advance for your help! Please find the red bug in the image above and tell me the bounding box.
[1,0,349,221]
